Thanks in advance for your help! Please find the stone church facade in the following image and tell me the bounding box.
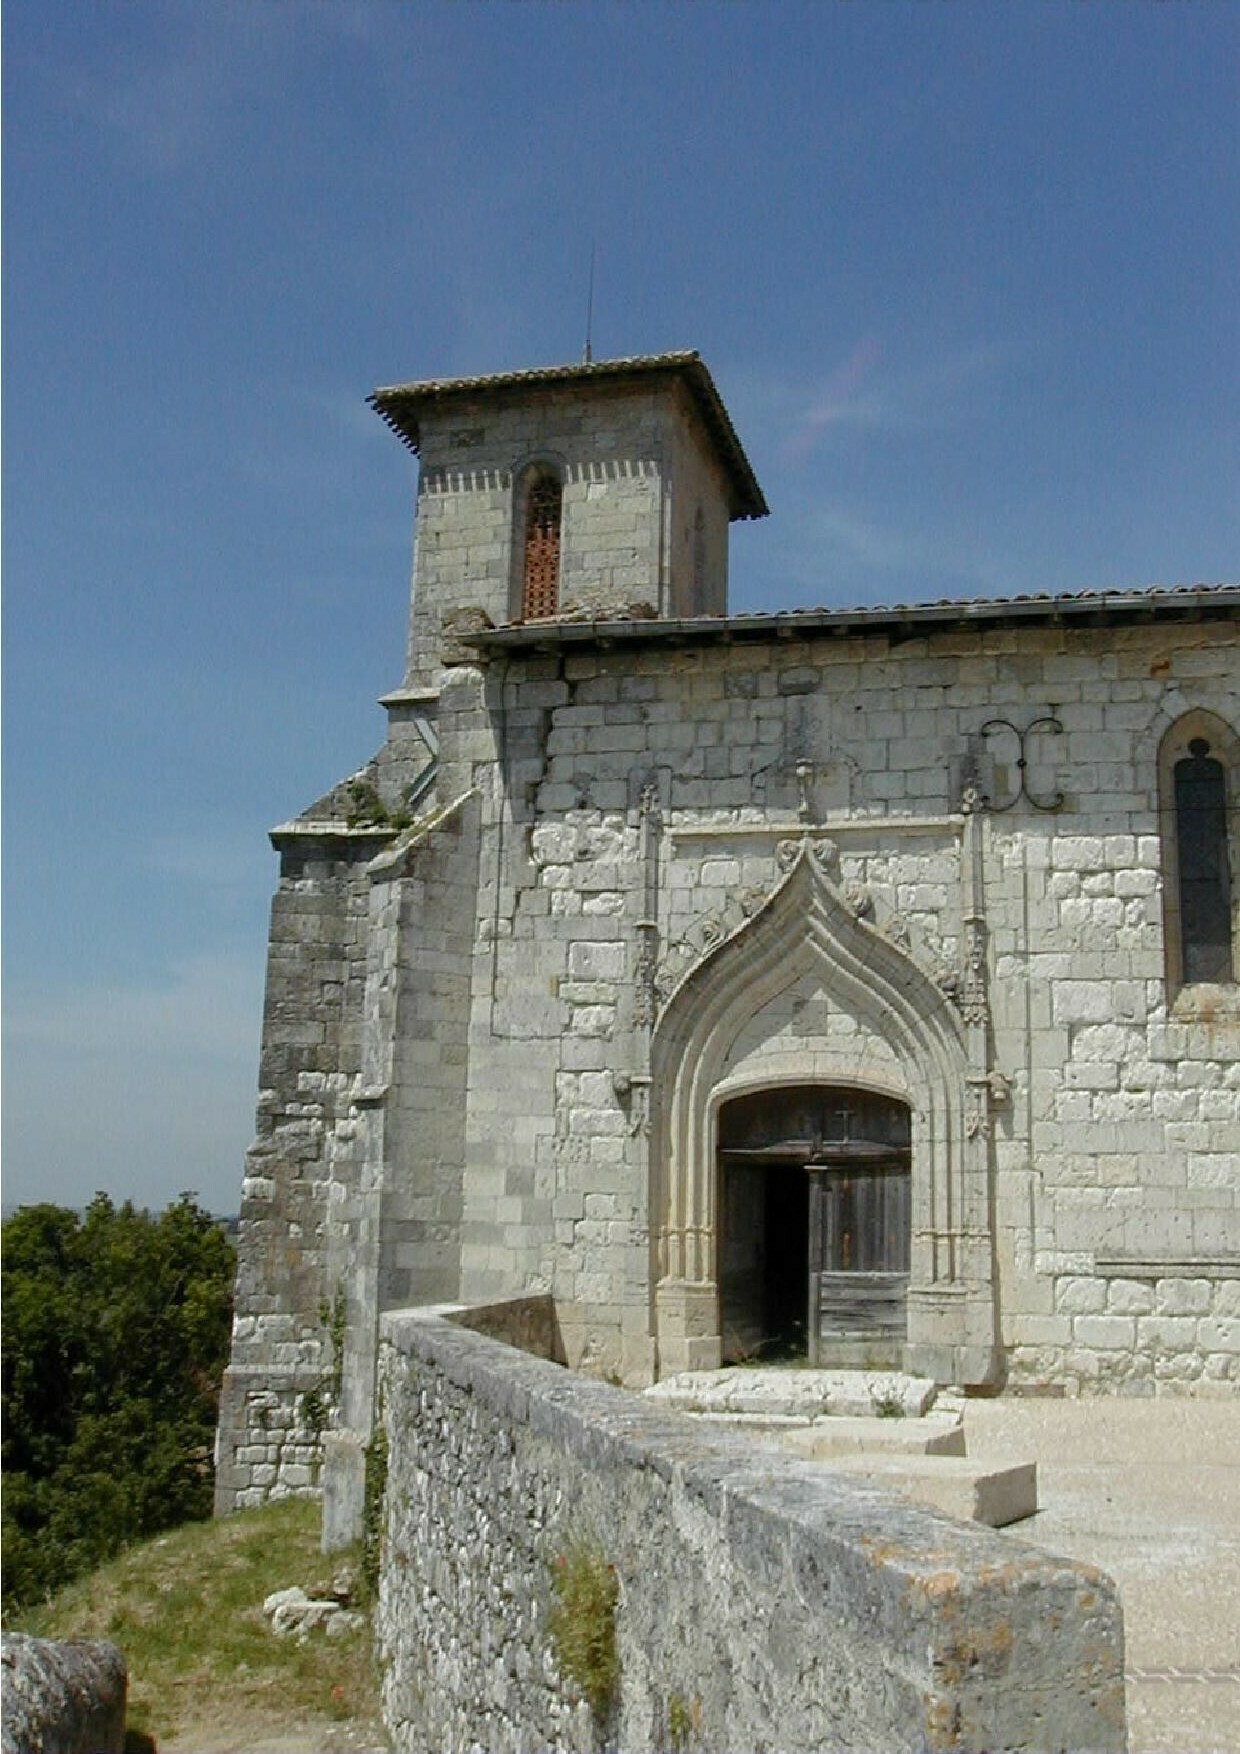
[215,353,1239,1516]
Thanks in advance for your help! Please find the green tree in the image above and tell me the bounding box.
[2,1193,235,1607]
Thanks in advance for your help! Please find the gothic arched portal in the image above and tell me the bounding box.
[717,1083,912,1366]
[649,839,999,1387]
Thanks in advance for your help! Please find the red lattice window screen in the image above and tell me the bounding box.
[522,477,562,620]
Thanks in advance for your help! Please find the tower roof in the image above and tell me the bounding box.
[368,350,768,521]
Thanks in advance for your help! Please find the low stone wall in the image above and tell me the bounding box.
[1,1634,127,1754]
[376,1302,1126,1754]
[453,1291,566,1361]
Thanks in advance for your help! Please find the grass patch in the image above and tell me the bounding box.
[9,1499,383,1747]
[546,1538,619,1724]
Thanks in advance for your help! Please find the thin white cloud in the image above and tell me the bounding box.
[3,955,264,1214]
[728,339,1012,470]
[146,830,270,895]
[6,953,261,1066]
[805,505,921,574]
[735,494,1000,614]
[55,4,360,177]
[787,340,1010,458]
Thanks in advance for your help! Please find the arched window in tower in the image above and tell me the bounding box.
[1159,712,1238,994]
[521,472,562,621]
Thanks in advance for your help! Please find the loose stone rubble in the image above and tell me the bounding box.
[261,1571,367,1641]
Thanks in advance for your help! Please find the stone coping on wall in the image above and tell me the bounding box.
[378,1298,1126,1753]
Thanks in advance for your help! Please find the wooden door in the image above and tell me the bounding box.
[808,1157,910,1366]
[716,1085,911,1367]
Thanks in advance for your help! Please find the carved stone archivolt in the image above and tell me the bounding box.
[658,835,949,1023]
[655,885,770,1007]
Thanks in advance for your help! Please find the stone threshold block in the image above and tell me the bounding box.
[643,1365,940,1419]
[778,1412,967,1458]
[821,1453,1039,1527]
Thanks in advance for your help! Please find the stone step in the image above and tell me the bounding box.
[644,1367,941,1420]
[820,1454,1038,1527]
[778,1413,967,1458]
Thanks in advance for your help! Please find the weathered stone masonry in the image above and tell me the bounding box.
[216,352,1239,1519]
[375,1299,1125,1754]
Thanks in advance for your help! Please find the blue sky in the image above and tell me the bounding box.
[4,0,1238,1214]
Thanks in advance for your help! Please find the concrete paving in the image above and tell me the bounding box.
[964,1395,1240,1754]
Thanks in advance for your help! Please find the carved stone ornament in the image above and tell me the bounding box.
[654,963,683,1006]
[775,838,801,872]
[933,962,961,1003]
[633,925,658,1029]
[955,742,985,814]
[795,759,815,822]
[965,1104,989,1140]
[885,914,913,952]
[777,834,840,873]
[844,881,874,921]
[627,1078,652,1137]
[808,836,840,875]
[960,925,989,1026]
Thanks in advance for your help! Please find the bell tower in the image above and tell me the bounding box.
[369,351,768,694]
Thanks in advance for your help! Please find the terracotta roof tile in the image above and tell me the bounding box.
[464,583,1240,651]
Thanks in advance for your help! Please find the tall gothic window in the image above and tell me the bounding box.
[1159,712,1238,994]
[520,471,562,621]
[1175,740,1233,982]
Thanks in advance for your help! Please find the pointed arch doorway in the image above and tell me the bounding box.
[651,840,999,1386]
[718,1084,912,1367]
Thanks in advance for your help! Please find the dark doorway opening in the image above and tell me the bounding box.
[719,1158,808,1362]
[717,1085,911,1367]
